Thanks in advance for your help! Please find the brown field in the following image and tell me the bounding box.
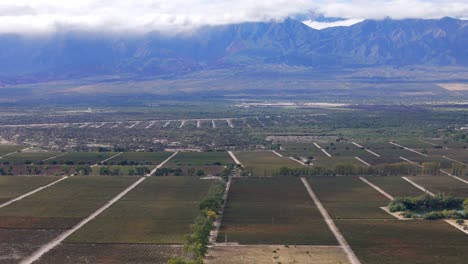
[205,245,350,264]
[0,228,64,263]
[36,244,187,264]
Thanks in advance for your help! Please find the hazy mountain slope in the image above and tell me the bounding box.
[0,18,466,82]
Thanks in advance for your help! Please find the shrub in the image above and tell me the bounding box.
[423,212,444,220]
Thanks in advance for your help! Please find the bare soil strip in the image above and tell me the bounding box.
[147,152,179,176]
[440,170,468,185]
[197,120,201,128]
[226,119,234,128]
[227,151,243,167]
[145,121,156,129]
[271,150,283,158]
[20,177,147,264]
[419,140,439,147]
[111,122,122,128]
[354,157,371,167]
[163,121,171,128]
[212,120,216,128]
[0,176,69,210]
[399,156,423,168]
[290,156,309,166]
[301,177,361,264]
[127,121,140,129]
[359,177,394,200]
[401,177,435,196]
[97,152,123,165]
[313,143,332,157]
[179,120,186,128]
[42,153,67,162]
[210,177,232,244]
[351,142,381,157]
[443,156,468,166]
[389,142,428,157]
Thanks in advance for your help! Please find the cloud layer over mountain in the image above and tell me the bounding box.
[0,0,467,34]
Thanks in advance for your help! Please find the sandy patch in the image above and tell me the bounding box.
[205,245,350,264]
[439,83,468,91]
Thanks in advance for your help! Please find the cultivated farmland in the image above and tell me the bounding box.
[218,177,337,245]
[0,176,57,204]
[68,177,213,244]
[0,176,135,229]
[234,151,305,176]
[46,152,118,165]
[306,177,392,219]
[406,175,468,198]
[104,152,172,165]
[336,220,468,264]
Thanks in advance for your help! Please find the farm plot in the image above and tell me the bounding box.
[0,177,135,229]
[306,177,392,219]
[46,152,117,165]
[105,152,172,165]
[0,228,64,264]
[321,142,374,158]
[35,244,187,264]
[234,151,305,176]
[165,151,233,166]
[423,139,468,149]
[313,156,364,168]
[0,145,25,156]
[91,165,152,176]
[0,176,58,204]
[406,176,468,198]
[206,245,350,264]
[0,152,61,165]
[424,148,468,165]
[336,220,468,264]
[279,143,328,159]
[364,176,422,197]
[161,152,233,176]
[218,177,337,245]
[68,177,212,244]
[360,142,425,164]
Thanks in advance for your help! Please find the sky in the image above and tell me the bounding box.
[0,0,467,34]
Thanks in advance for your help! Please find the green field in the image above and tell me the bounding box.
[1,152,61,165]
[364,176,423,197]
[337,220,468,264]
[0,176,58,204]
[91,165,152,176]
[165,151,233,166]
[68,177,212,244]
[47,152,118,165]
[407,175,468,198]
[279,143,328,158]
[218,177,337,245]
[0,145,25,156]
[105,152,172,165]
[307,177,392,219]
[0,177,135,228]
[234,151,305,176]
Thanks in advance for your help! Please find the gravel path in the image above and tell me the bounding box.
[228,151,243,167]
[301,177,361,264]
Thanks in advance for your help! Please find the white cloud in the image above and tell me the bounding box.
[303,19,364,30]
[0,0,466,34]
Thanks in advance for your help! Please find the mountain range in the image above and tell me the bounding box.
[0,17,466,83]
